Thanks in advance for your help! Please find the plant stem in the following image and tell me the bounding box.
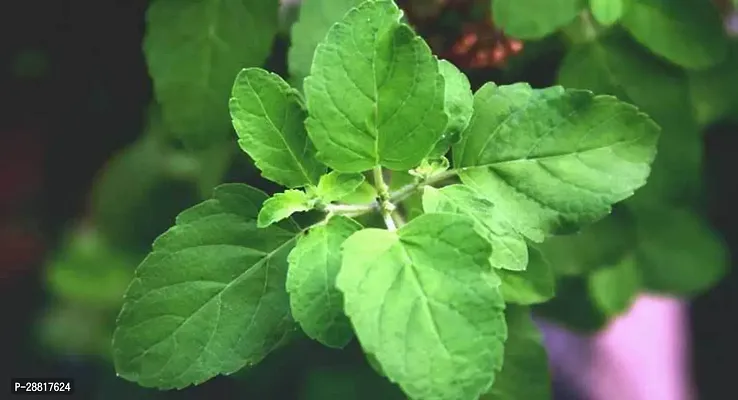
[383,212,397,231]
[373,166,390,198]
[390,210,406,228]
[373,166,397,231]
[323,203,375,214]
[324,167,463,219]
[389,168,459,204]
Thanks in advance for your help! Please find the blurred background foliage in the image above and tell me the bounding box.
[1,0,737,399]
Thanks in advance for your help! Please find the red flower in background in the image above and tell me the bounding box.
[449,21,523,69]
[399,0,524,69]
[0,128,45,282]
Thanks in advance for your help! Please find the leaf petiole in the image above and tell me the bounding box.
[321,168,462,219]
[373,166,396,230]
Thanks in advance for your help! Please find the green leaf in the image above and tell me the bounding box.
[257,190,314,228]
[230,68,325,188]
[315,171,366,203]
[422,185,528,271]
[336,180,379,205]
[493,0,586,39]
[481,306,551,400]
[144,0,278,146]
[429,60,474,158]
[498,248,555,305]
[337,213,507,400]
[621,0,728,69]
[304,0,448,172]
[558,34,703,206]
[410,157,450,181]
[589,0,624,26]
[286,216,362,348]
[634,206,728,296]
[588,253,640,316]
[533,210,635,276]
[454,83,659,242]
[288,0,363,88]
[113,184,299,389]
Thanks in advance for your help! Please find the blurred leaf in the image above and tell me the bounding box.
[37,301,113,359]
[46,227,139,307]
[299,364,406,400]
[634,206,729,296]
[559,33,688,114]
[558,33,703,206]
[588,253,641,316]
[482,306,552,400]
[689,42,738,126]
[90,136,202,252]
[532,210,635,276]
[144,0,279,147]
[589,0,624,26]
[493,0,586,39]
[288,0,363,88]
[626,118,703,209]
[535,276,608,333]
[621,0,728,69]
[91,137,166,224]
[189,141,235,197]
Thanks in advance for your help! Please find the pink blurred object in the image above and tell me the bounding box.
[588,295,695,400]
[542,295,694,400]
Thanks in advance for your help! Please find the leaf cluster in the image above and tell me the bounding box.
[110,1,680,399]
